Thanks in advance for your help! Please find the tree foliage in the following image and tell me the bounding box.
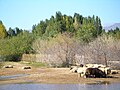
[0,12,120,65]
[0,20,7,39]
[0,31,34,61]
[32,12,103,42]
[107,27,120,39]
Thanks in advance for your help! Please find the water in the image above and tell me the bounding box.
[0,74,29,80]
[0,74,120,90]
[0,83,120,90]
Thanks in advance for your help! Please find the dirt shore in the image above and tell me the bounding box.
[0,62,120,84]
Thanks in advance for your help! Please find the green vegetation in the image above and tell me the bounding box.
[0,20,7,39]
[0,30,35,61]
[32,12,103,42]
[0,12,120,67]
[26,62,46,67]
[0,62,3,68]
[20,61,46,67]
[107,27,120,39]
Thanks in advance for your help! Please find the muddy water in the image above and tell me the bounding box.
[0,83,120,90]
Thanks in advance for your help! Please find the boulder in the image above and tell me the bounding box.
[3,65,13,68]
[22,66,31,69]
[111,70,119,74]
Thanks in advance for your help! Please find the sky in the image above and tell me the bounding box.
[0,0,120,30]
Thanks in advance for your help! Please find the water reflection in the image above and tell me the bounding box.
[0,83,120,90]
[87,81,110,85]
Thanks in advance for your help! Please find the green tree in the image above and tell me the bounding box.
[108,27,120,39]
[95,16,102,37]
[76,17,92,42]
[0,20,7,39]
[56,11,62,22]
[73,14,80,30]
[115,27,120,39]
[31,12,103,41]
[32,21,47,36]
[15,27,23,35]
[0,31,35,61]
[7,27,16,37]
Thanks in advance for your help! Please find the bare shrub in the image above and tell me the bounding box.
[32,33,80,67]
[32,34,120,68]
[85,35,120,68]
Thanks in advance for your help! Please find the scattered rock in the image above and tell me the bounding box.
[3,65,13,68]
[111,70,119,74]
[22,66,31,69]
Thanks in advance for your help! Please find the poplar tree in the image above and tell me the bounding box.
[0,20,7,39]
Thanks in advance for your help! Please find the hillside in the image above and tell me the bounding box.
[104,23,120,31]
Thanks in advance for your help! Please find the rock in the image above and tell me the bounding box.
[22,66,31,69]
[3,65,13,68]
[111,70,119,74]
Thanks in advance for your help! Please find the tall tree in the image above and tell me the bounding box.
[56,11,62,22]
[95,16,102,37]
[0,20,7,39]
[7,27,16,37]
[15,27,23,35]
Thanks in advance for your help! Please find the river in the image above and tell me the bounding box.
[0,83,120,90]
[0,74,120,90]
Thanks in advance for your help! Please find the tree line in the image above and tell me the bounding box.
[32,11,103,42]
[0,12,120,66]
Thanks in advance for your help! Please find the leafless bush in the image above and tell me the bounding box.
[84,35,120,68]
[32,33,81,67]
[32,34,120,68]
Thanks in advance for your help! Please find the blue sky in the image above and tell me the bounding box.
[0,0,120,30]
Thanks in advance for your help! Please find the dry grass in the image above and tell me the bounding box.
[0,62,120,84]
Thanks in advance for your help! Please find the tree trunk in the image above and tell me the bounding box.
[104,53,107,66]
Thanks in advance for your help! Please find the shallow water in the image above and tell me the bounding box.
[0,74,29,80]
[0,83,120,90]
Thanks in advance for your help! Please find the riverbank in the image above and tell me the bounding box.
[0,62,120,84]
